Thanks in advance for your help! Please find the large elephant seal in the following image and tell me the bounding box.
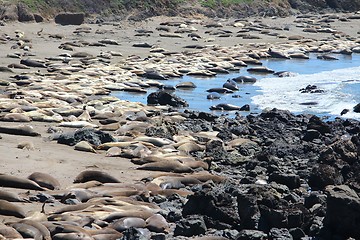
[27,172,61,190]
[0,125,40,136]
[0,174,45,190]
[0,200,26,218]
[19,220,51,240]
[74,170,120,183]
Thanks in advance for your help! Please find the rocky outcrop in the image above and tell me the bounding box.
[147,91,189,108]
[324,185,360,239]
[0,3,35,22]
[289,0,360,12]
[55,12,84,25]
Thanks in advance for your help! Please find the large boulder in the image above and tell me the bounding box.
[55,12,84,25]
[57,128,115,146]
[17,3,34,22]
[353,103,360,113]
[324,185,360,239]
[147,91,188,107]
[0,4,19,21]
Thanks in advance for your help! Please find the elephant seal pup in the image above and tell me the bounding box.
[74,170,120,183]
[27,172,61,190]
[0,125,40,136]
[0,174,45,190]
[0,200,26,218]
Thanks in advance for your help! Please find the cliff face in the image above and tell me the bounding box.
[1,0,360,22]
[288,0,360,12]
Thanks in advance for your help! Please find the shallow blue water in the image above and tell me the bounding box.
[114,53,360,119]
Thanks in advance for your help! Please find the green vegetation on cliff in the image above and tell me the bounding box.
[3,0,360,19]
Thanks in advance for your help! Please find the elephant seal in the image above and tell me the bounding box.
[0,200,26,218]
[0,125,40,136]
[223,79,239,91]
[268,48,290,59]
[52,232,94,240]
[232,75,257,83]
[247,66,275,74]
[0,223,23,239]
[1,113,31,122]
[206,88,233,94]
[146,214,169,233]
[109,217,146,232]
[74,170,120,183]
[0,174,45,190]
[137,161,193,173]
[175,81,197,89]
[19,220,51,240]
[11,226,42,240]
[20,59,47,68]
[207,92,221,100]
[210,103,242,111]
[0,190,26,202]
[27,172,61,190]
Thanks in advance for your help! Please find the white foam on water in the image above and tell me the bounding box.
[252,66,360,119]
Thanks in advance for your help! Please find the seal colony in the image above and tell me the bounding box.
[1,11,360,239]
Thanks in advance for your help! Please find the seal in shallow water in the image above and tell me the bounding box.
[210,103,242,111]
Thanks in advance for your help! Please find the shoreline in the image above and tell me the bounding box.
[0,12,360,239]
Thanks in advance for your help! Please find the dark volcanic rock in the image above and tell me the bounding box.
[308,164,343,190]
[174,215,207,237]
[237,193,261,229]
[147,91,188,107]
[354,103,360,113]
[17,3,34,22]
[182,186,240,227]
[269,228,293,240]
[55,12,85,25]
[268,172,301,189]
[323,185,360,239]
[57,128,115,146]
[236,229,267,240]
